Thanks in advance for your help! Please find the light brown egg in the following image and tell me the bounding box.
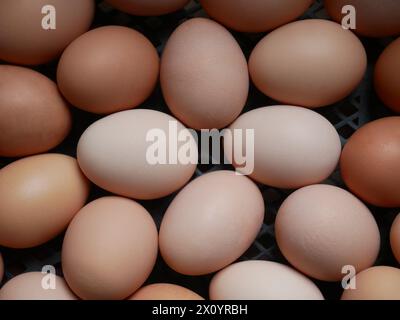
[0,65,72,157]
[0,0,94,65]
[375,37,400,113]
[0,272,77,300]
[129,283,204,300]
[275,184,380,282]
[340,117,400,208]
[0,253,3,283]
[325,0,400,38]
[0,154,90,248]
[161,18,249,129]
[249,19,367,108]
[200,0,314,33]
[62,197,158,300]
[106,0,189,16]
[57,26,159,114]
[159,170,264,276]
[390,214,400,264]
[341,266,400,300]
[210,261,324,300]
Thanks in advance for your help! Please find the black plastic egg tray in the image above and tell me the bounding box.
[0,0,399,300]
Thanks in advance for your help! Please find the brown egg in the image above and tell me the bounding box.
[129,283,204,300]
[57,26,159,114]
[0,65,72,157]
[0,272,77,300]
[375,37,400,113]
[325,0,400,38]
[341,266,400,300]
[0,154,90,248]
[0,253,3,283]
[390,214,400,264]
[0,0,94,65]
[62,197,158,300]
[161,18,249,129]
[159,171,264,276]
[106,0,189,16]
[200,0,314,33]
[340,117,400,208]
[275,185,380,282]
[249,19,367,108]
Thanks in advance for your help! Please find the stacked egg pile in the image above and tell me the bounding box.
[0,0,400,300]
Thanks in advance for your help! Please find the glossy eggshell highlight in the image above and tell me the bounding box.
[390,214,400,264]
[340,117,400,208]
[161,18,249,129]
[62,197,158,300]
[325,0,400,38]
[57,26,159,114]
[200,0,314,33]
[0,0,94,65]
[375,38,400,113]
[0,65,72,157]
[159,171,264,276]
[77,109,197,200]
[106,0,189,16]
[210,261,324,300]
[0,253,3,283]
[129,283,204,300]
[275,185,380,282]
[341,267,400,300]
[0,272,77,300]
[0,154,90,249]
[224,106,341,189]
[249,19,367,108]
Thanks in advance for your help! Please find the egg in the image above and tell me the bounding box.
[0,65,72,157]
[0,272,77,300]
[0,0,94,65]
[77,109,197,200]
[0,253,3,283]
[129,283,204,300]
[159,170,264,276]
[341,266,400,300]
[275,184,380,282]
[325,0,400,38]
[375,37,400,113]
[249,19,367,108]
[340,117,400,208]
[106,0,189,16]
[57,26,159,114]
[210,260,324,300]
[62,196,158,300]
[200,0,314,33]
[390,214,400,264]
[160,18,249,129]
[224,106,341,189]
[0,154,90,248]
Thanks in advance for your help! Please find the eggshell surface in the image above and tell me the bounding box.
[106,0,189,16]
[390,214,400,264]
[129,283,204,300]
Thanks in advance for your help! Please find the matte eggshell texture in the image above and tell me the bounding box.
[62,197,158,300]
[129,283,204,300]
[159,171,264,276]
[0,0,94,65]
[0,272,77,300]
[340,117,400,208]
[341,266,400,300]
[275,184,380,282]
[57,26,159,114]
[77,109,197,200]
[210,260,324,300]
[249,19,367,108]
[325,0,400,38]
[106,0,189,16]
[161,18,249,129]
[224,106,341,189]
[200,0,313,33]
[375,37,400,113]
[390,214,400,264]
[0,253,3,283]
[0,65,72,157]
[0,154,90,249]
